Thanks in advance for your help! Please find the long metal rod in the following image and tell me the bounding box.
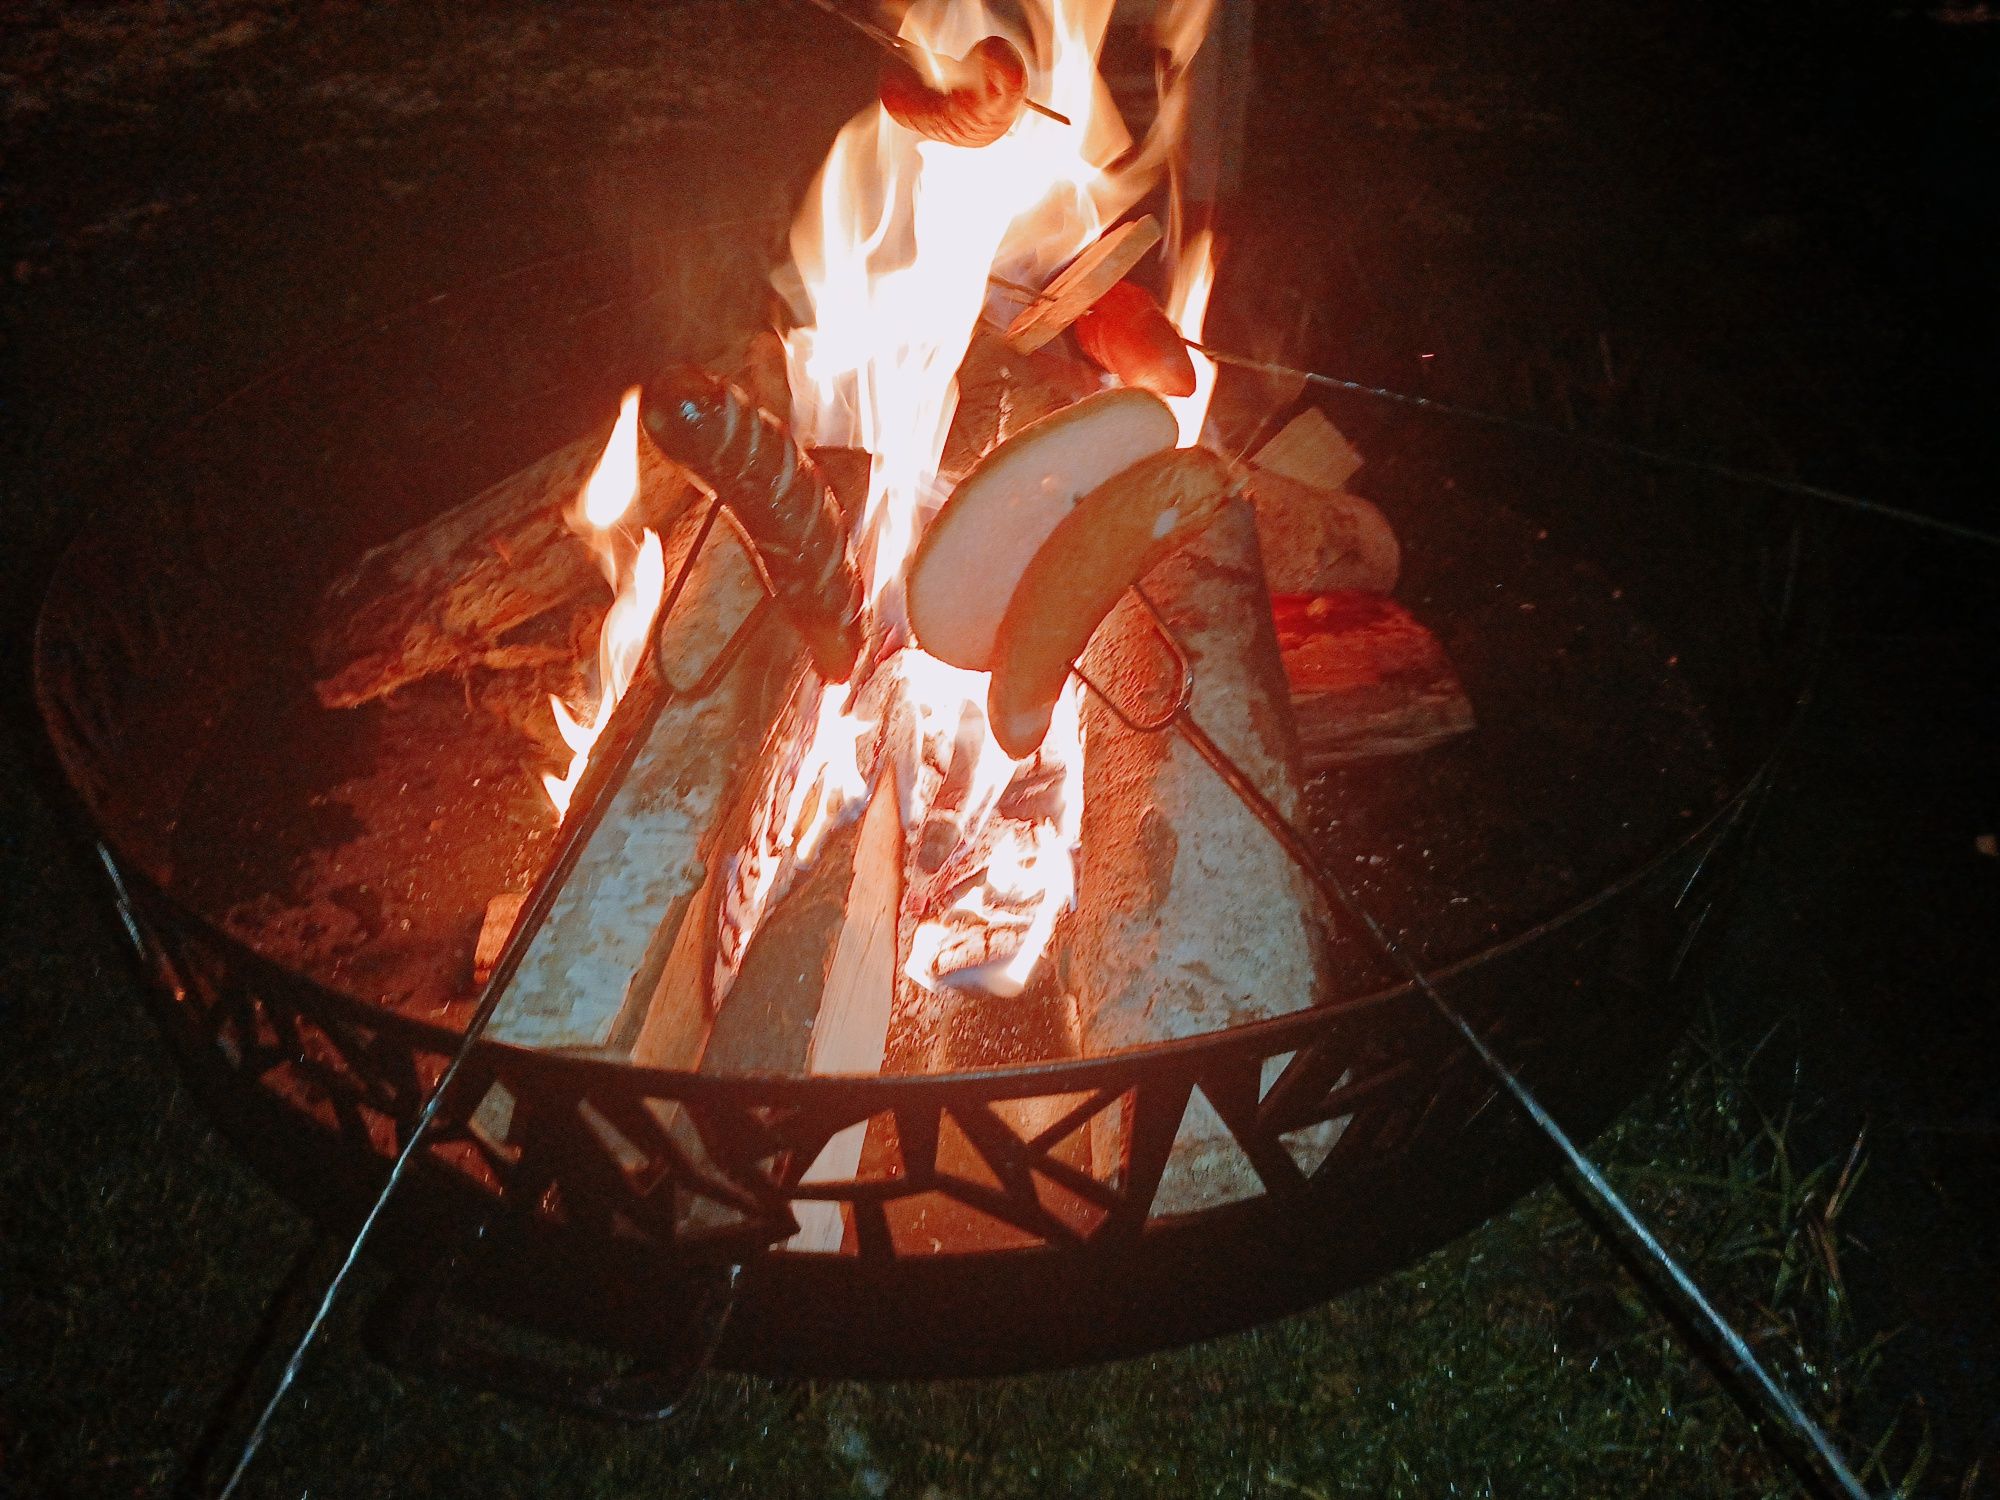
[1079,585,1874,1500]
[1190,344,1998,549]
[199,500,761,1499]
[985,273,1996,548]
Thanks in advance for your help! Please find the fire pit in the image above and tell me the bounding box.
[31,6,1821,1401]
[32,229,1818,1387]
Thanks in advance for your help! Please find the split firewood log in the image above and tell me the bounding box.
[310,424,693,709]
[1068,498,1336,1215]
[912,388,1177,671]
[487,434,874,1055]
[1246,408,1400,596]
[1276,592,1475,768]
[1004,216,1164,354]
[485,504,802,1053]
[940,322,1103,484]
[675,779,905,1250]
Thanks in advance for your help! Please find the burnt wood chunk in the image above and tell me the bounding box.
[1069,498,1335,1214]
[1276,592,1476,768]
[311,423,692,709]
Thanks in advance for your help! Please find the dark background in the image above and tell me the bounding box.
[3,2,1995,1494]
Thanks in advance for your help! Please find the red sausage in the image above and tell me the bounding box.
[1072,280,1199,398]
[880,35,1029,149]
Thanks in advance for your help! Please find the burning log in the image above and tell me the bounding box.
[688,780,905,1251]
[487,506,801,1053]
[1003,215,1164,354]
[1276,592,1476,768]
[310,424,692,709]
[939,323,1101,483]
[1246,409,1399,596]
[699,780,903,1077]
[1069,498,1335,1214]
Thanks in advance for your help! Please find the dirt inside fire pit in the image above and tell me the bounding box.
[165,466,1723,1045]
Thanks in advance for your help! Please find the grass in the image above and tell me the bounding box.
[0,842,1915,1500]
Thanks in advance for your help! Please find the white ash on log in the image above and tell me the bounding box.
[1246,408,1400,596]
[1068,497,1337,1215]
[311,426,693,709]
[1277,592,1476,768]
[486,505,801,1053]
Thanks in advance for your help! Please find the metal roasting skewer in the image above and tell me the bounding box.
[800,0,1073,126]
[985,272,2000,548]
[1073,585,1875,1500]
[197,497,775,1499]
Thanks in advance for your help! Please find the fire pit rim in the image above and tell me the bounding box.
[21,233,1832,1374]
[64,766,1775,1097]
[25,226,1823,1093]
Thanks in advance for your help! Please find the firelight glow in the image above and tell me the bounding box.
[717,0,1221,1003]
[541,389,664,819]
[1164,230,1220,447]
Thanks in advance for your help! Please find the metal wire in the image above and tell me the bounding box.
[199,498,765,1499]
[1076,586,1877,1500]
[985,271,1995,548]
[1189,345,1998,549]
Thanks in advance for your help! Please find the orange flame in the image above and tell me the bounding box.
[1163,230,1219,447]
[719,0,1216,1002]
[540,390,664,820]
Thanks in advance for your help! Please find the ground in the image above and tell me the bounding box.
[1,2,1995,1496]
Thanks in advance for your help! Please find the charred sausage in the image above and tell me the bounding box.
[642,366,865,683]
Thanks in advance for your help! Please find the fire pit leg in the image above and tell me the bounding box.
[363,1248,743,1424]
[1075,587,1874,1500]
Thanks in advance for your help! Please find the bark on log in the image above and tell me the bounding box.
[1069,498,1335,1214]
[311,424,693,708]
[485,504,801,1053]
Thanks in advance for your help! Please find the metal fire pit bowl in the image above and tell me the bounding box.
[30,222,1823,1389]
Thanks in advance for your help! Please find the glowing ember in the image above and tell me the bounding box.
[540,390,665,819]
[716,0,1220,1004]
